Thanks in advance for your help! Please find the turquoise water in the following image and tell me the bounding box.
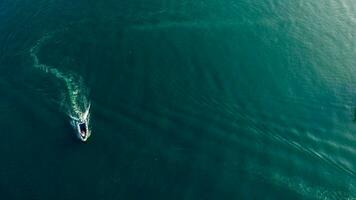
[1,0,356,199]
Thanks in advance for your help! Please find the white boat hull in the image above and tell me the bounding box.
[70,104,91,142]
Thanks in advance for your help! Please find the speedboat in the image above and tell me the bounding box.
[70,104,91,142]
[73,119,90,141]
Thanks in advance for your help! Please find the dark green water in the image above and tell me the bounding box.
[1,0,356,199]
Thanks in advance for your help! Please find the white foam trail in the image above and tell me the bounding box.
[30,33,90,122]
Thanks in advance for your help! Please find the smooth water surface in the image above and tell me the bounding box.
[1,0,356,199]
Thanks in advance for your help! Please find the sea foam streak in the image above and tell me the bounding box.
[30,33,91,136]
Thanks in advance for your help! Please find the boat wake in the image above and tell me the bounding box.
[30,33,91,140]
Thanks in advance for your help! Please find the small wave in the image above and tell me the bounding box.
[245,162,356,200]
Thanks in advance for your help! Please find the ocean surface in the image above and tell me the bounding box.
[1,0,356,199]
